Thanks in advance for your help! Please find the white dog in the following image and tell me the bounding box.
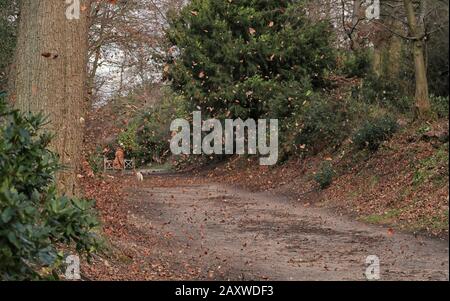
[135,171,144,182]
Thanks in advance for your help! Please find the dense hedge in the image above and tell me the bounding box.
[0,98,100,280]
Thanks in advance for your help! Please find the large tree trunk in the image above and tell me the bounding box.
[403,0,432,120]
[9,0,90,196]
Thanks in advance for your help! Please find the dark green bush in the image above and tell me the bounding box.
[135,117,171,166]
[293,97,350,154]
[314,162,335,189]
[108,91,186,167]
[0,99,100,280]
[167,0,336,121]
[430,95,449,119]
[353,115,398,152]
[117,122,140,157]
[353,73,412,114]
[340,50,372,78]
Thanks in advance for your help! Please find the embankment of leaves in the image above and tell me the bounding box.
[203,120,449,238]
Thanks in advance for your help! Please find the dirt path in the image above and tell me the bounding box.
[124,175,448,281]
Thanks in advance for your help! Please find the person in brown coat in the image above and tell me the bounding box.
[113,144,125,171]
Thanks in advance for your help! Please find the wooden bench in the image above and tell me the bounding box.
[103,157,135,173]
